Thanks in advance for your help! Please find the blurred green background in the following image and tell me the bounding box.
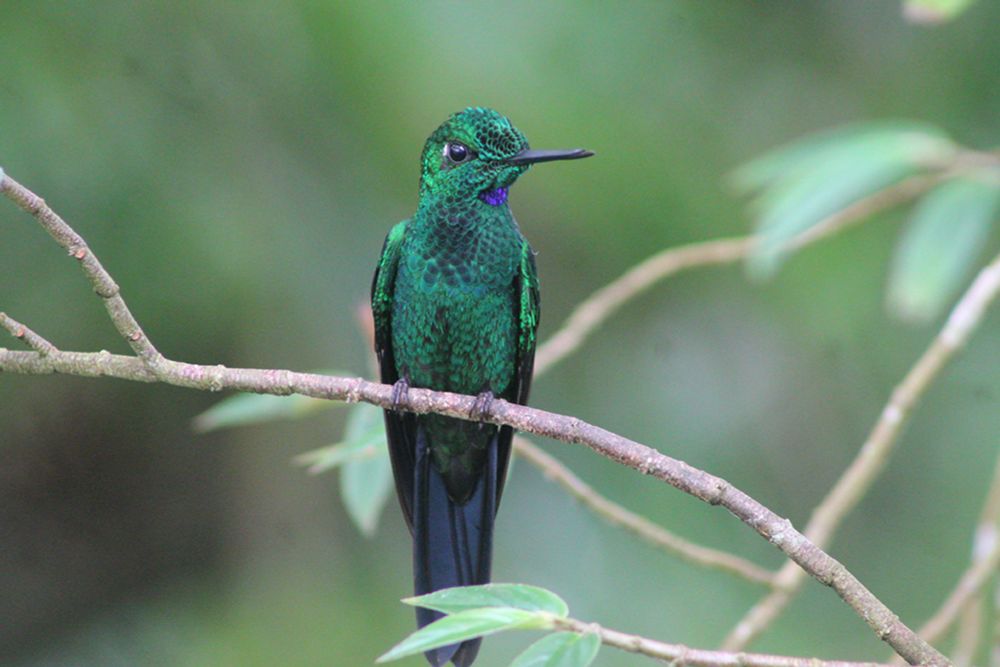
[2,2,1000,665]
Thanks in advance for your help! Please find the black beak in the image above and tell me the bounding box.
[506,148,594,166]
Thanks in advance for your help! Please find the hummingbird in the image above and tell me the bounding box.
[371,107,592,666]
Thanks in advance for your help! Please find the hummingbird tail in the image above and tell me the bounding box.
[413,425,497,667]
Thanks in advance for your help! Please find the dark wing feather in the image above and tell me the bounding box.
[371,221,418,531]
[495,242,540,504]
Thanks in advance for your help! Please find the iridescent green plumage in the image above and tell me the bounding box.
[371,108,591,667]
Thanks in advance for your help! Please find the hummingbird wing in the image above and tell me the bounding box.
[513,241,540,406]
[371,220,418,531]
[494,241,540,502]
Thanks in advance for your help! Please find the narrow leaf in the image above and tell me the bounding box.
[888,174,1000,322]
[293,439,380,474]
[404,584,569,617]
[192,393,332,432]
[903,0,977,24]
[340,451,393,536]
[192,370,347,432]
[294,402,385,473]
[293,403,393,536]
[510,632,601,667]
[339,407,393,536]
[377,608,550,663]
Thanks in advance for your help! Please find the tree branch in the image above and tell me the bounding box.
[0,173,166,371]
[952,456,1000,667]
[723,250,1000,652]
[513,437,776,587]
[889,453,1000,666]
[533,171,944,377]
[0,349,947,665]
[916,535,1000,648]
[0,170,953,665]
[553,616,913,667]
[533,238,750,375]
[992,586,1000,667]
[0,312,58,355]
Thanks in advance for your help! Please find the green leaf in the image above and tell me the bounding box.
[888,173,1000,322]
[338,405,392,536]
[294,402,385,474]
[735,123,955,277]
[733,121,948,194]
[903,0,977,24]
[510,632,601,667]
[294,403,393,536]
[404,584,569,617]
[377,608,551,663]
[192,370,347,432]
[340,449,393,536]
[293,437,380,474]
[192,393,332,432]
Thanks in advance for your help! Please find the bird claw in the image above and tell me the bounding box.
[391,378,410,412]
[470,391,495,425]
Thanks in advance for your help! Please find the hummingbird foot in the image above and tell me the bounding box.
[469,391,495,427]
[391,378,410,412]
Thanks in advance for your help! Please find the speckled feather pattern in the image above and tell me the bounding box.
[372,108,540,495]
[394,196,523,394]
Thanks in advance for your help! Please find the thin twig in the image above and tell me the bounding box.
[784,173,944,251]
[951,615,980,667]
[0,173,166,372]
[951,454,1000,667]
[885,454,1000,667]
[0,312,58,355]
[915,536,1000,648]
[533,171,944,377]
[723,251,1000,652]
[533,238,750,375]
[553,616,915,667]
[992,583,1000,667]
[514,437,776,586]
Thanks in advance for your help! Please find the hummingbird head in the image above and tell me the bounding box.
[418,107,592,206]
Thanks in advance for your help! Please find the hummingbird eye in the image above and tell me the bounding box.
[444,142,472,164]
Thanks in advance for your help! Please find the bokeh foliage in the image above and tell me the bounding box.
[2,2,1000,666]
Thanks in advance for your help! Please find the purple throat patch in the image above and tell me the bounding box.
[479,186,508,206]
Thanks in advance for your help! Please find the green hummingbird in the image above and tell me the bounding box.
[371,107,592,666]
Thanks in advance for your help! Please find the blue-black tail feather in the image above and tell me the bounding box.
[413,425,497,667]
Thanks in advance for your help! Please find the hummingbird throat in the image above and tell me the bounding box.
[478,186,509,207]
